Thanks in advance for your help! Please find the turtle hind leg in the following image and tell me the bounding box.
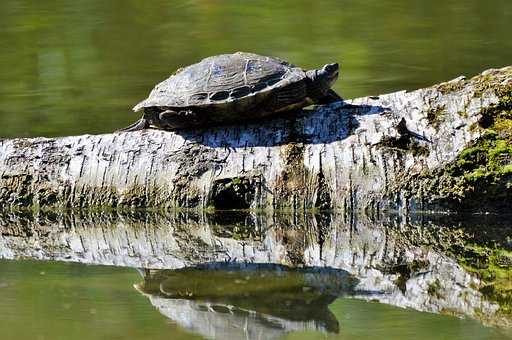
[316,89,343,105]
[158,109,206,129]
[117,117,149,132]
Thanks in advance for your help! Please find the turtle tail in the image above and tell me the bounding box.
[117,118,150,132]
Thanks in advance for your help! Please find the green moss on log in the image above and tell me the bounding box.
[441,77,511,208]
[426,105,446,127]
[427,279,444,299]
[399,69,512,212]
[449,244,512,317]
[389,218,511,321]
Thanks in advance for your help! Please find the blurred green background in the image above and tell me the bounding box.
[0,0,511,137]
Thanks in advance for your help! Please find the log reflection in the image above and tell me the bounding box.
[0,210,510,328]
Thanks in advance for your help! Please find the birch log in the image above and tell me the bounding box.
[0,66,510,212]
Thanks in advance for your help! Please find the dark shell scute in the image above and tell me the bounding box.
[210,91,230,101]
[188,92,209,104]
[231,86,251,98]
[265,77,281,87]
[252,82,268,92]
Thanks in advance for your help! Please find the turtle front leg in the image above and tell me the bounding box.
[316,89,343,105]
[158,109,204,130]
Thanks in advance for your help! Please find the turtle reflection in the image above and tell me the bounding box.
[135,264,357,339]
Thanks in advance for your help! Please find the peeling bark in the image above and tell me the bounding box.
[0,66,510,212]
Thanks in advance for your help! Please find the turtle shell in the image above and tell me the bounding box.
[133,52,307,113]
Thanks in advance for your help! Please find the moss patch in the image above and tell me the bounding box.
[426,105,446,127]
[447,135,512,179]
[437,113,512,209]
[437,78,466,95]
[427,279,444,299]
[398,68,512,212]
[449,244,512,316]
[390,217,512,321]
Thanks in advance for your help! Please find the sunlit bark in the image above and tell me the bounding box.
[0,66,510,212]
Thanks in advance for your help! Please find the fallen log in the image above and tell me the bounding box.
[0,66,510,212]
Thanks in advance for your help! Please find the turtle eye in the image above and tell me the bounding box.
[324,63,339,73]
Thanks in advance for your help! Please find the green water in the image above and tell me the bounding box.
[0,0,511,137]
[0,260,509,340]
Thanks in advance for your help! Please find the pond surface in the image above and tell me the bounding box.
[0,259,508,340]
[0,0,511,137]
[0,211,511,339]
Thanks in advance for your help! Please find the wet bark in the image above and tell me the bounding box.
[0,66,510,212]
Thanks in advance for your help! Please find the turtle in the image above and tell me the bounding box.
[121,52,342,131]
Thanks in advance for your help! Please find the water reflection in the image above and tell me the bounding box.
[134,264,355,338]
[0,210,510,331]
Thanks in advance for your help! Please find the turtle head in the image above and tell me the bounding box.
[306,63,340,99]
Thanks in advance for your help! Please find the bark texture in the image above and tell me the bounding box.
[0,66,510,212]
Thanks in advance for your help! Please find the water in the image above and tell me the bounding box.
[0,211,511,339]
[0,0,511,137]
[0,1,511,339]
[0,260,507,340]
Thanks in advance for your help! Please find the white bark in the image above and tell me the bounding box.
[0,66,510,212]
